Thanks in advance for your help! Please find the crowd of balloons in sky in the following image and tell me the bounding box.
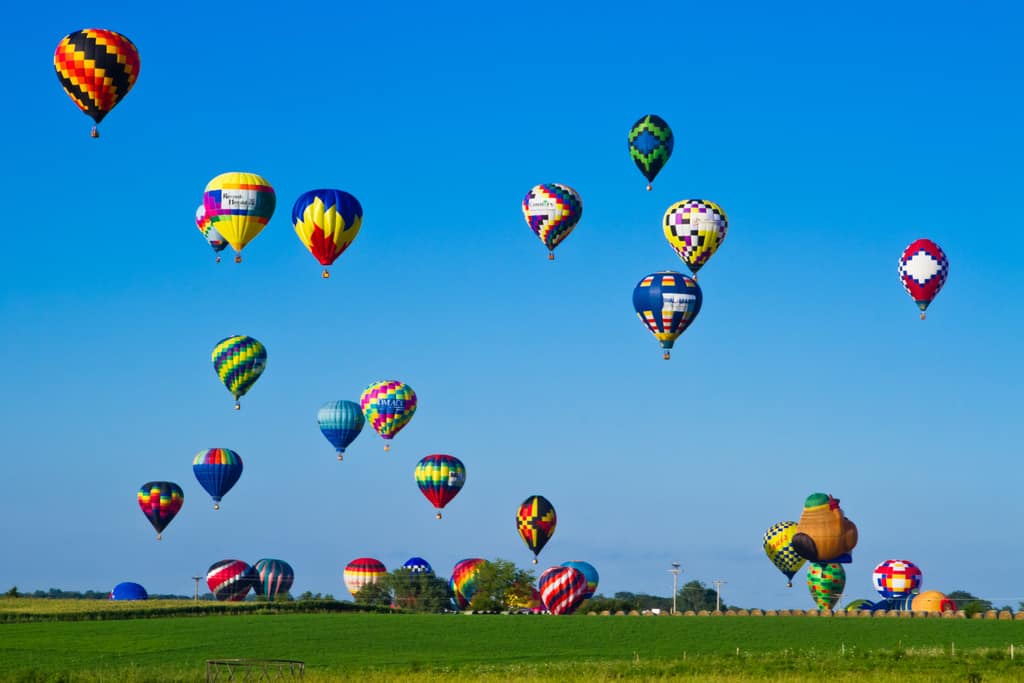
[58,29,952,612]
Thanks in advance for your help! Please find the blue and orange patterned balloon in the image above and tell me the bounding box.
[628,114,674,191]
[415,454,466,519]
[360,380,417,451]
[253,559,295,600]
[632,271,703,360]
[54,29,140,137]
[195,204,228,262]
[561,561,599,600]
[522,183,583,259]
[192,448,243,510]
[137,481,183,540]
[317,400,365,460]
[516,495,556,564]
[212,335,267,409]
[203,172,275,262]
[292,189,363,278]
[207,560,256,602]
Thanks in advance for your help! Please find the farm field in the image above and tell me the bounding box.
[2,602,1024,681]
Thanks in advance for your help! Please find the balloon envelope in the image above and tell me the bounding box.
[807,562,846,610]
[627,114,673,188]
[402,557,433,575]
[292,189,363,271]
[207,560,256,602]
[54,29,139,134]
[516,495,557,561]
[344,558,386,597]
[137,481,183,538]
[192,448,243,508]
[522,183,582,258]
[110,582,147,601]
[898,238,948,316]
[762,521,806,585]
[560,561,599,600]
[203,172,276,256]
[252,559,294,600]
[539,566,587,615]
[360,380,417,446]
[872,559,922,599]
[212,335,267,406]
[317,400,365,458]
[450,558,485,609]
[632,271,702,357]
[663,199,728,274]
[415,454,466,515]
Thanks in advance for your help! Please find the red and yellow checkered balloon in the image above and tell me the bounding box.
[54,29,140,137]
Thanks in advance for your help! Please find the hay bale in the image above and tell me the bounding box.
[683,610,695,616]
[614,610,626,616]
[628,610,640,616]
[697,610,710,616]
[765,610,778,616]
[600,610,611,616]
[999,610,1013,620]
[750,609,763,616]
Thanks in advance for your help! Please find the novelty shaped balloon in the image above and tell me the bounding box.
[663,199,728,275]
[522,183,583,259]
[415,454,466,519]
[628,114,674,191]
[207,560,256,602]
[632,271,702,359]
[762,521,806,587]
[450,558,485,609]
[360,380,417,450]
[807,562,845,610]
[109,582,147,601]
[402,557,433,575]
[872,560,922,599]
[192,448,243,510]
[561,561,599,600]
[54,29,139,137]
[516,495,557,563]
[252,559,294,600]
[898,238,948,319]
[792,493,858,563]
[344,558,386,597]
[137,481,183,540]
[539,566,588,615]
[212,335,267,409]
[317,400,365,460]
[292,189,363,278]
[203,172,276,262]
[196,205,228,262]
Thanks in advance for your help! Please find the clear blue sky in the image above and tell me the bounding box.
[1,0,1022,609]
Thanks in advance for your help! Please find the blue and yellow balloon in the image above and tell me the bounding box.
[293,189,363,278]
[632,271,702,359]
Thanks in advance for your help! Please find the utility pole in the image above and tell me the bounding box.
[668,562,682,614]
[191,576,202,601]
[712,579,727,612]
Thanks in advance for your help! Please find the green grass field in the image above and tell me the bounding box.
[2,600,1024,681]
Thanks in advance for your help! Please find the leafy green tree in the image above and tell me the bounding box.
[352,581,393,608]
[947,590,992,616]
[389,569,452,613]
[466,559,535,611]
[677,580,733,612]
[4,586,17,598]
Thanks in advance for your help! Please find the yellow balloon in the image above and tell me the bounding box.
[202,172,276,259]
[663,199,728,275]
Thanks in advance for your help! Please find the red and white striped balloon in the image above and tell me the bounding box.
[538,566,587,615]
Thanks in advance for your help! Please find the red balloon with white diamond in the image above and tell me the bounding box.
[898,239,948,319]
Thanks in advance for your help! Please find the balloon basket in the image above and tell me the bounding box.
[337,452,344,461]
[532,558,538,565]
[547,252,554,261]
[215,256,221,263]
[646,183,652,192]
[90,126,99,138]
[234,255,242,264]
[322,269,330,279]
[787,581,792,588]
[234,402,240,410]
[663,351,670,360]
[383,443,390,452]
[920,312,926,320]
[436,512,442,520]
[156,533,162,541]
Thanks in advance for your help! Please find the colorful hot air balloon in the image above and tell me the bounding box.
[627,114,674,191]
[212,335,267,409]
[663,200,728,276]
[252,559,295,600]
[292,189,363,278]
[911,590,956,613]
[137,481,183,540]
[873,560,923,599]
[632,271,703,359]
[516,495,557,564]
[360,380,417,451]
[317,400,365,460]
[192,448,243,510]
[54,29,140,137]
[415,454,466,519]
[522,183,583,260]
[450,558,485,610]
[207,560,256,602]
[561,561,599,600]
[203,172,276,262]
[196,205,228,262]
[791,493,858,564]
[807,562,846,610]
[344,558,387,598]
[538,566,588,615]
[402,557,433,575]
[898,238,948,319]
[109,582,147,601]
[762,521,807,587]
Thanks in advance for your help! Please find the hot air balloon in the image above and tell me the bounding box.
[912,590,956,612]
[292,189,363,278]
[212,335,267,409]
[627,114,674,191]
[898,239,948,319]
[317,400,365,460]
[663,200,728,276]
[522,183,583,260]
[415,454,466,519]
[192,448,243,510]
[516,495,556,564]
[252,559,295,600]
[196,205,228,262]
[791,493,858,563]
[561,561,599,600]
[402,557,433,575]
[207,560,256,602]
[539,566,588,615]
[762,521,806,587]
[807,562,845,610]
[632,271,702,359]
[137,481,183,540]
[344,558,386,598]
[109,582,147,601]
[203,172,276,262]
[872,560,922,600]
[360,380,416,451]
[450,558,485,609]
[54,29,139,137]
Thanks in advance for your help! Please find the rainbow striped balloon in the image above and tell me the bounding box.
[212,335,267,409]
[414,454,466,518]
[192,448,243,509]
[450,558,485,610]
[360,380,417,450]
[137,481,183,540]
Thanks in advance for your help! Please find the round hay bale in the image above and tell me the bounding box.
[765,610,778,616]
[697,610,710,616]
[1015,612,1024,621]
[805,610,818,617]
[999,610,1013,620]
[683,610,695,616]
[899,610,912,618]
[750,609,763,616]
[628,610,640,616]
[736,609,749,616]
[984,610,998,620]
[600,610,611,616]
[614,610,626,616]
[833,609,846,618]
[777,609,791,616]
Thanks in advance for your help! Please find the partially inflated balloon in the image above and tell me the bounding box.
[898,239,948,319]
[912,590,956,613]
[522,183,583,259]
[292,189,363,278]
[628,114,673,190]
[203,172,275,262]
[317,400,365,460]
[663,200,728,275]
[196,205,228,262]
[212,335,267,409]
[539,566,587,615]
[762,521,806,587]
[516,495,556,564]
[253,559,294,600]
[402,557,433,575]
[207,560,256,602]
[344,558,386,597]
[450,558,485,609]
[415,454,466,519]
[137,481,183,540]
[632,271,702,359]
[360,380,417,450]
[561,561,599,600]
[192,448,243,510]
[807,562,845,610]
[110,582,147,601]
[54,29,139,137]
[872,560,922,599]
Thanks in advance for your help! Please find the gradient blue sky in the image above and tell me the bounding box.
[1,0,1022,609]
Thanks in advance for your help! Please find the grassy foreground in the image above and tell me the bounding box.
[2,603,1024,681]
